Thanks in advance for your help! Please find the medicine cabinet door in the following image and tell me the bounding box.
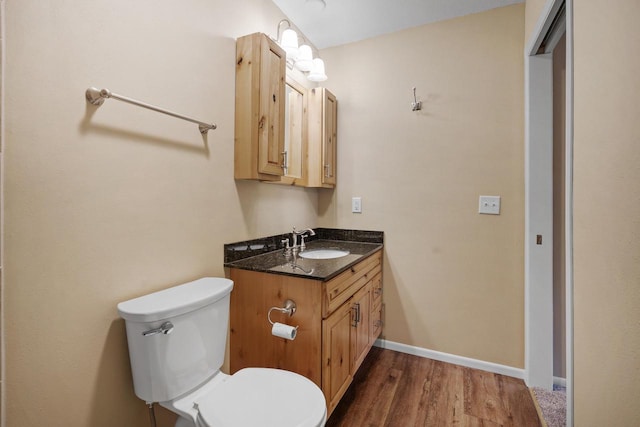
[281,76,307,186]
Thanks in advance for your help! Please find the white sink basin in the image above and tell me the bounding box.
[299,249,350,260]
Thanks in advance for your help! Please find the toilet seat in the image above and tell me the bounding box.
[194,368,327,427]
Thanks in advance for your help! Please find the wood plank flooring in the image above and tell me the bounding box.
[326,347,541,427]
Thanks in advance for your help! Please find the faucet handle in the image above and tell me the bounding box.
[300,235,307,251]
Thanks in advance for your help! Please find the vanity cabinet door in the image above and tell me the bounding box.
[322,301,353,415]
[370,271,383,343]
[234,32,286,181]
[307,88,337,188]
[351,282,371,374]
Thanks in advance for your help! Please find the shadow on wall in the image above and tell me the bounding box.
[89,319,177,427]
[379,251,416,346]
[79,100,211,157]
[234,179,318,237]
[316,186,336,220]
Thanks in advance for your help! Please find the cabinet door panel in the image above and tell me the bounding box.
[307,87,337,188]
[351,282,371,373]
[322,91,337,185]
[322,302,353,414]
[258,39,286,175]
[234,33,285,181]
[371,302,383,343]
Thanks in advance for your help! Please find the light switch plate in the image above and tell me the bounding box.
[479,195,500,215]
[352,197,362,213]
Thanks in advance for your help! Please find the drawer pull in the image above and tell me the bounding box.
[350,267,356,273]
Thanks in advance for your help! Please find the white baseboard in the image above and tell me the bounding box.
[373,339,567,389]
[374,338,525,380]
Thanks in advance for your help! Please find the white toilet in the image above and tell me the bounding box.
[117,277,327,427]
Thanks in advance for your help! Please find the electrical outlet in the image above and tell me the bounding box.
[352,197,362,213]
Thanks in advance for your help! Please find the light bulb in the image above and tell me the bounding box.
[307,58,327,82]
[280,29,299,60]
[295,45,314,72]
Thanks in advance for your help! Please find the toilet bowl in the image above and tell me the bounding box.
[117,277,326,427]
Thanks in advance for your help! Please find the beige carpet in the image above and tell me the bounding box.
[531,386,566,427]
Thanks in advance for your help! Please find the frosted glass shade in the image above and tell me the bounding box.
[295,45,314,72]
[280,29,299,59]
[307,58,327,82]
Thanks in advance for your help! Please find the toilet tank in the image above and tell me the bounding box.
[117,277,234,403]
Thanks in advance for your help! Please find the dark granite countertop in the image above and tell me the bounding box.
[224,229,383,281]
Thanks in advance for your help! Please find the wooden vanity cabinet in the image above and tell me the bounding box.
[229,249,382,417]
[307,88,337,188]
[234,32,286,181]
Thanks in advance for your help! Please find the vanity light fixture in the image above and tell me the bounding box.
[275,19,328,82]
[280,28,299,59]
[295,44,314,72]
[307,58,328,82]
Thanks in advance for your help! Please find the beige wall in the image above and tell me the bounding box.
[3,1,320,426]
[319,4,525,367]
[572,0,640,424]
[524,0,548,47]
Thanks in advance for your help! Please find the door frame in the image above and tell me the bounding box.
[524,0,573,425]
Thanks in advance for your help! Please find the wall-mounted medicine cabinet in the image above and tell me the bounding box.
[234,32,337,188]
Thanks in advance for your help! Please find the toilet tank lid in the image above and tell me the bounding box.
[117,277,234,323]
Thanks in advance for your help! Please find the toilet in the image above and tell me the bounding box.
[117,277,327,427]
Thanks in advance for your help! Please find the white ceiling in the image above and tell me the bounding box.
[272,0,524,49]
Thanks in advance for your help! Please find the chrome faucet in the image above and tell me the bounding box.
[291,227,316,251]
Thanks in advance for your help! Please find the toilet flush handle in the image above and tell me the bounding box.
[142,321,174,337]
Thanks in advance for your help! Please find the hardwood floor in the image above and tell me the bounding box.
[326,347,541,427]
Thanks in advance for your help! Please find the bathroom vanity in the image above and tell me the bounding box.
[224,229,383,416]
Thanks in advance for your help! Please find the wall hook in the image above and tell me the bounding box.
[411,87,422,111]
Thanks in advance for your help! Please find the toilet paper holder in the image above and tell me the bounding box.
[268,299,297,325]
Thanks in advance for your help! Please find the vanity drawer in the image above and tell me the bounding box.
[323,251,382,318]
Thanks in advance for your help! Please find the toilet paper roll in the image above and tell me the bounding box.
[272,322,298,340]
